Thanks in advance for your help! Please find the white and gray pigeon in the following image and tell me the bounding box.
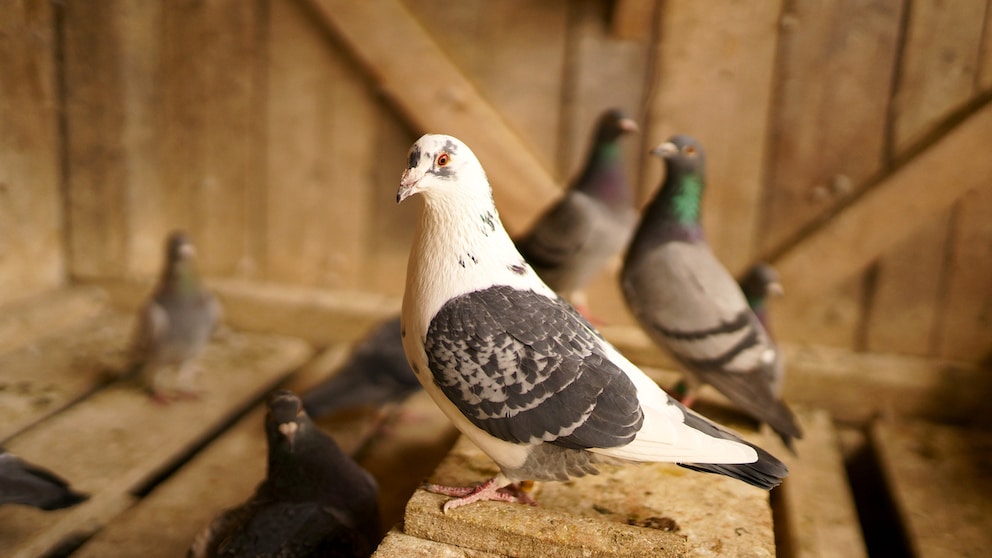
[302,315,421,420]
[129,231,222,402]
[396,134,787,512]
[0,448,89,510]
[515,109,638,312]
[188,390,381,558]
[621,136,802,451]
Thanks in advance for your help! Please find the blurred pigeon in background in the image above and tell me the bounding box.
[515,108,638,317]
[189,390,381,558]
[397,134,787,511]
[0,448,89,510]
[621,136,802,451]
[129,231,222,403]
[738,263,786,397]
[302,315,420,421]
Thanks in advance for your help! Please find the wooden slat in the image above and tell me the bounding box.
[772,101,992,306]
[0,286,107,357]
[936,187,992,360]
[979,3,992,92]
[762,409,868,558]
[865,213,951,355]
[300,0,561,235]
[0,320,312,558]
[872,419,992,558]
[761,0,904,255]
[0,0,63,304]
[642,0,782,274]
[265,0,376,288]
[892,0,988,154]
[610,0,655,41]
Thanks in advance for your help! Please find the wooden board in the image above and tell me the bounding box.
[892,0,988,154]
[865,213,951,356]
[772,101,992,308]
[871,419,992,558]
[302,0,562,235]
[761,0,904,254]
[979,3,992,92]
[265,0,376,288]
[0,0,63,304]
[0,319,312,558]
[761,409,868,558]
[642,0,782,274]
[0,286,107,357]
[936,187,992,360]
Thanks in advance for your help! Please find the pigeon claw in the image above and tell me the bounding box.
[423,476,538,513]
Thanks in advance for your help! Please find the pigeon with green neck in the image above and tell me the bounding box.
[515,109,638,317]
[129,231,222,403]
[621,136,802,451]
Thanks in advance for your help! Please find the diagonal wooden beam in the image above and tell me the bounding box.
[771,99,992,303]
[300,0,560,234]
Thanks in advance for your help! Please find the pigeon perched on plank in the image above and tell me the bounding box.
[302,315,421,420]
[621,136,802,451]
[189,390,381,558]
[0,448,89,510]
[515,109,638,314]
[129,231,222,402]
[396,134,787,512]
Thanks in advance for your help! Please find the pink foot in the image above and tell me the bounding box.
[149,391,172,406]
[424,477,537,512]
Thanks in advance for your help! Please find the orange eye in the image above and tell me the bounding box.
[683,145,697,156]
[436,153,450,167]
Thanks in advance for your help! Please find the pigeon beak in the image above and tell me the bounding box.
[768,281,785,297]
[651,142,679,158]
[397,168,425,204]
[618,117,639,133]
[278,421,298,452]
[178,242,196,260]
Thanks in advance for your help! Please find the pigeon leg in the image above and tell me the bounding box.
[175,361,203,400]
[424,475,537,512]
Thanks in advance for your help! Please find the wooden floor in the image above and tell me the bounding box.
[1,286,988,557]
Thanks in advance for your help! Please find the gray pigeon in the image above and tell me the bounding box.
[397,134,787,512]
[189,390,381,558]
[738,263,785,397]
[302,315,421,420]
[621,135,802,451]
[129,231,222,402]
[0,448,89,510]
[515,109,638,313]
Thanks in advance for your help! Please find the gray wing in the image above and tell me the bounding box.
[515,193,595,286]
[425,286,643,450]
[0,450,89,511]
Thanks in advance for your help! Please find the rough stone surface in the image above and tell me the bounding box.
[373,529,504,557]
[404,437,776,557]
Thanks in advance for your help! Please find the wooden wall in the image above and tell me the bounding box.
[0,0,990,363]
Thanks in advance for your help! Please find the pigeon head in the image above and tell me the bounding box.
[397,134,490,206]
[265,390,309,453]
[652,134,705,177]
[647,134,707,227]
[595,108,639,143]
[165,231,196,263]
[739,263,784,305]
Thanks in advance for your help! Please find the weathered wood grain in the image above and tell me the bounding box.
[301,0,561,235]
[935,187,992,360]
[772,101,992,308]
[892,0,988,154]
[265,0,377,288]
[761,0,904,254]
[0,318,312,558]
[872,419,992,558]
[643,0,782,274]
[0,0,63,304]
[0,286,107,358]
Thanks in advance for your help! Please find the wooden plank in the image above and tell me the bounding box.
[374,528,503,557]
[936,187,992,360]
[401,0,568,173]
[0,320,312,558]
[772,101,992,307]
[300,0,561,235]
[872,419,992,558]
[601,324,991,425]
[610,0,655,42]
[761,409,868,558]
[643,0,782,274]
[979,2,992,91]
[0,286,107,357]
[892,0,988,154]
[93,277,400,346]
[265,0,376,288]
[865,213,951,356]
[0,0,63,304]
[761,0,904,255]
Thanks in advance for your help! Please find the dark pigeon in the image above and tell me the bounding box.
[0,448,89,510]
